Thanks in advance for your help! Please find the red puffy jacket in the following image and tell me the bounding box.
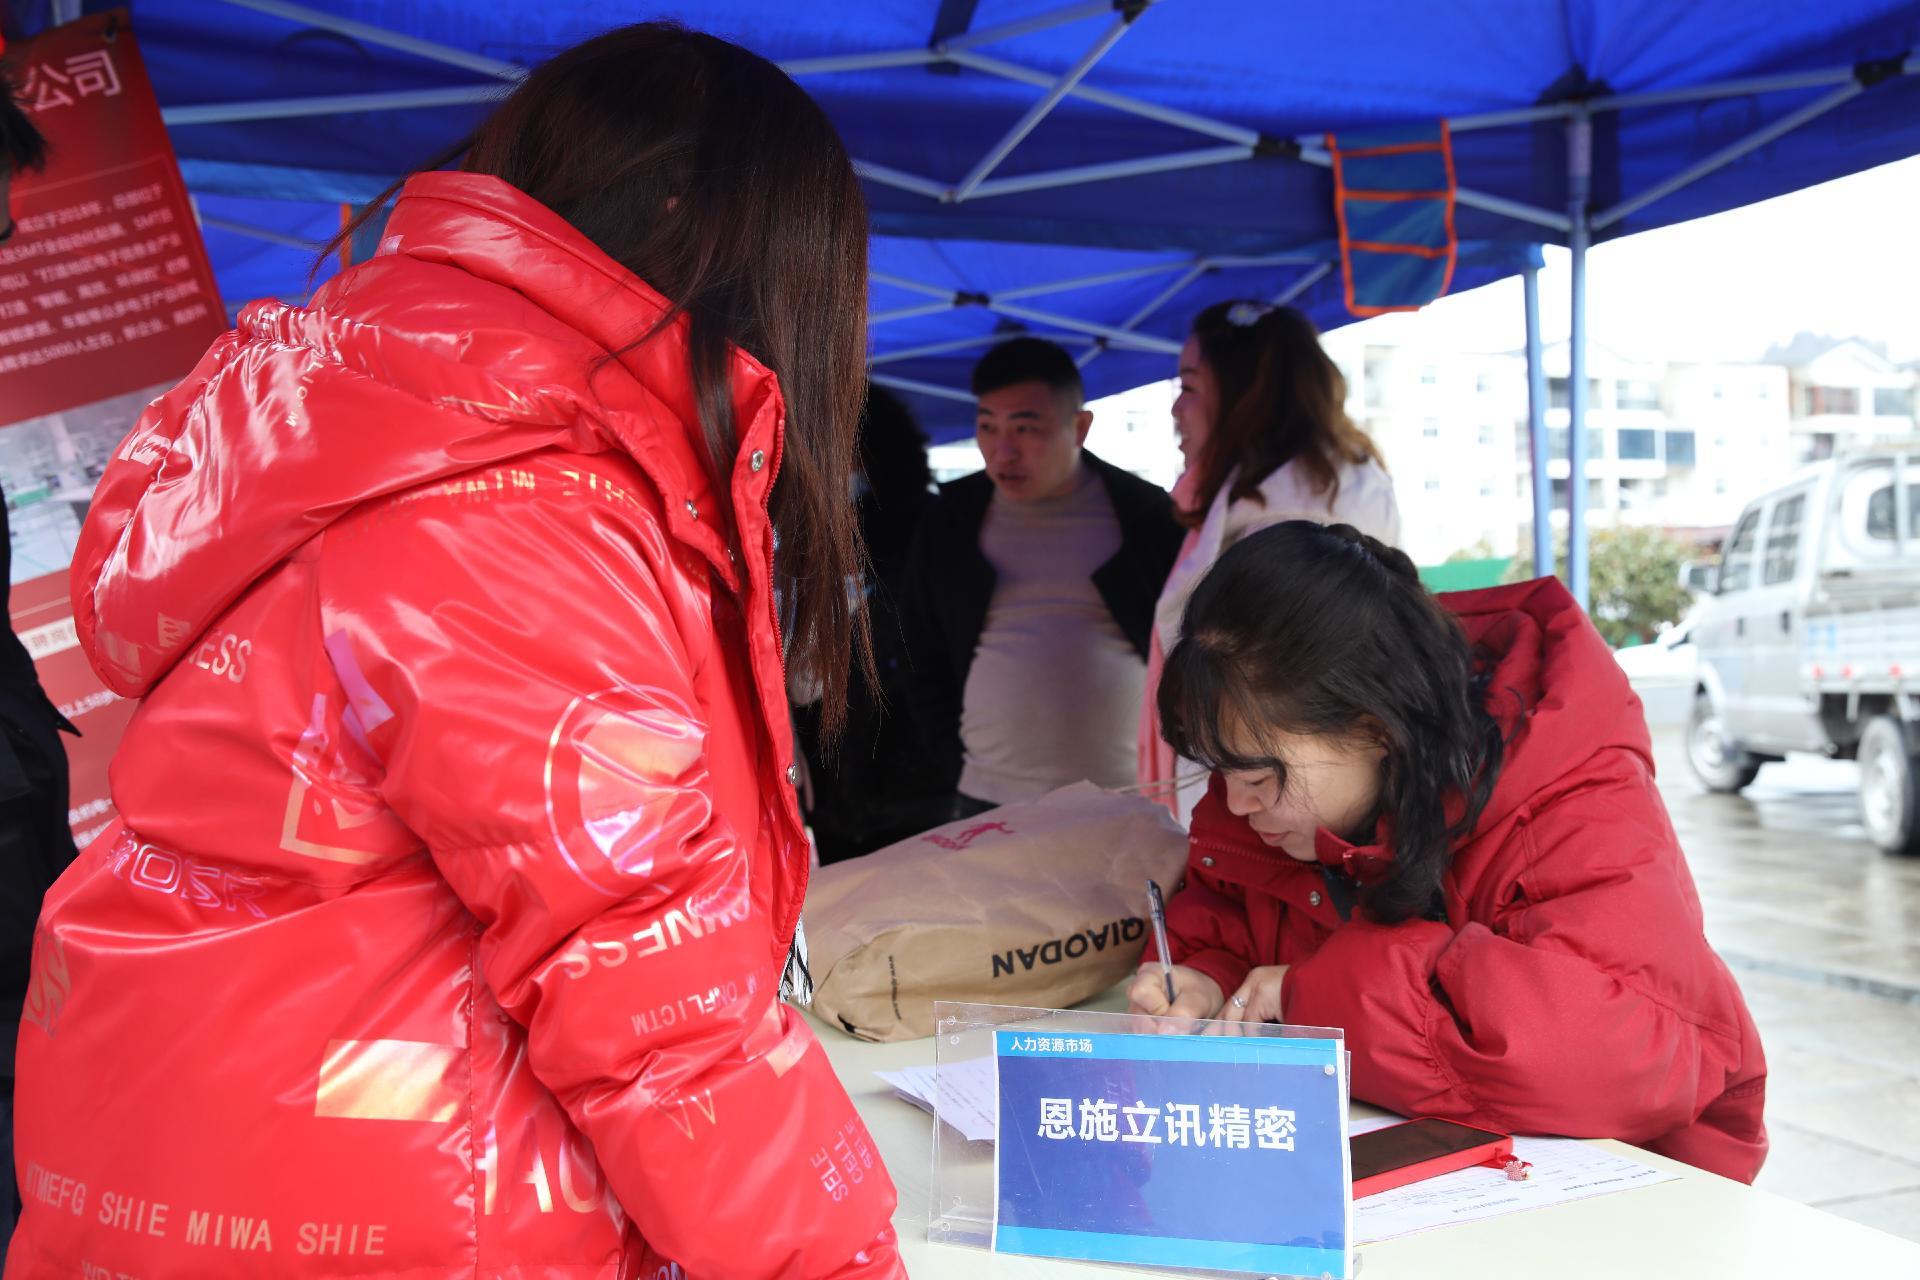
[1154,578,1768,1183]
[10,173,901,1279]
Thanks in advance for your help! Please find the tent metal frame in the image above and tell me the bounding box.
[173,0,1919,603]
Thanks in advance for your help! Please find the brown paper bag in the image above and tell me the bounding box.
[803,782,1189,1042]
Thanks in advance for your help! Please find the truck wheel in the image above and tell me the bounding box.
[1687,691,1762,793]
[1858,716,1920,856]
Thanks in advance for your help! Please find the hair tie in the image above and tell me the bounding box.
[1226,301,1276,328]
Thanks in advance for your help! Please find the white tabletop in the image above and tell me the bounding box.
[803,1002,1920,1278]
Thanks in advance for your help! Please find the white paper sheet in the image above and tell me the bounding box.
[875,1057,999,1142]
[1348,1117,1679,1244]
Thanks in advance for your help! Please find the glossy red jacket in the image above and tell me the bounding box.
[10,173,901,1279]
[1152,578,1768,1183]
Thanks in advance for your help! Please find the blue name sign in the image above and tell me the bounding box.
[993,1029,1350,1278]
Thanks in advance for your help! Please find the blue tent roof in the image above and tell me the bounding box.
[26,1,1920,436]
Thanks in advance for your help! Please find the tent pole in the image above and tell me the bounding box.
[216,0,523,80]
[953,13,1137,201]
[996,260,1201,301]
[852,161,949,201]
[164,86,502,126]
[1566,110,1593,610]
[869,373,979,406]
[199,215,322,251]
[872,333,1096,366]
[782,49,941,75]
[1592,80,1863,230]
[945,49,1259,146]
[1077,261,1211,373]
[969,145,1253,200]
[869,301,961,326]
[869,271,955,299]
[937,0,1144,55]
[1273,262,1332,307]
[987,300,1184,353]
[1523,264,1551,579]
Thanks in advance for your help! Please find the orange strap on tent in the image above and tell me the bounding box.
[1326,122,1458,317]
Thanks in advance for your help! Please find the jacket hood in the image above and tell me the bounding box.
[73,172,779,697]
[1447,575,1652,829]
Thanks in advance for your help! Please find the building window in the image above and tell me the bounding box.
[1548,376,1602,410]
[1807,385,1861,416]
[1476,373,1493,394]
[1713,383,1726,399]
[1422,420,1441,438]
[1617,428,1658,461]
[1420,366,1439,385]
[1715,478,1730,495]
[1547,427,1607,461]
[1478,424,1496,446]
[1874,387,1915,418]
[1665,430,1697,466]
[1364,352,1389,408]
[1424,477,1442,492]
[1480,481,1497,497]
[1548,478,1603,508]
[1616,379,1661,410]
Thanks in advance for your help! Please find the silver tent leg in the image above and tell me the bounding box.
[1523,264,1552,579]
[1566,111,1593,609]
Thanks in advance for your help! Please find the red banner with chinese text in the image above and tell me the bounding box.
[2,10,224,848]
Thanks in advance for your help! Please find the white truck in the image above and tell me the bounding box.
[1688,442,1920,854]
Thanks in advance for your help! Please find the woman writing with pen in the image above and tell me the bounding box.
[1130,521,1768,1183]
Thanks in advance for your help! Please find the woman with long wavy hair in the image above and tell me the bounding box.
[12,24,902,1279]
[1139,301,1400,822]
[1130,521,1768,1185]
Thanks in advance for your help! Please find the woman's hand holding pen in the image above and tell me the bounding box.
[1127,963,1222,1020]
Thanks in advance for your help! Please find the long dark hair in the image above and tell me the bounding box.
[1,64,50,176]
[1182,302,1382,526]
[1158,521,1505,923]
[326,24,872,736]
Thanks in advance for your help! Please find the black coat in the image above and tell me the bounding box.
[898,452,1184,792]
[0,489,78,1082]
[794,484,953,861]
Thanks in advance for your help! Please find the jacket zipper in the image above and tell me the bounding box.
[749,420,807,989]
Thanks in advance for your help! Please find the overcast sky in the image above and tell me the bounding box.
[1343,155,1920,365]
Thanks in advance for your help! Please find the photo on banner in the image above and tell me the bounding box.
[1,8,225,847]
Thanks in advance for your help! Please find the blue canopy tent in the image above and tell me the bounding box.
[19,0,1920,603]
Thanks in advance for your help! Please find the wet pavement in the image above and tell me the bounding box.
[1650,722,1920,1242]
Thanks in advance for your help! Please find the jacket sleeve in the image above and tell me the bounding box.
[1152,862,1256,999]
[896,508,963,792]
[1283,756,1754,1146]
[322,489,901,1280]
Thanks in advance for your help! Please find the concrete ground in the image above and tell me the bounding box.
[1645,708,1920,1242]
